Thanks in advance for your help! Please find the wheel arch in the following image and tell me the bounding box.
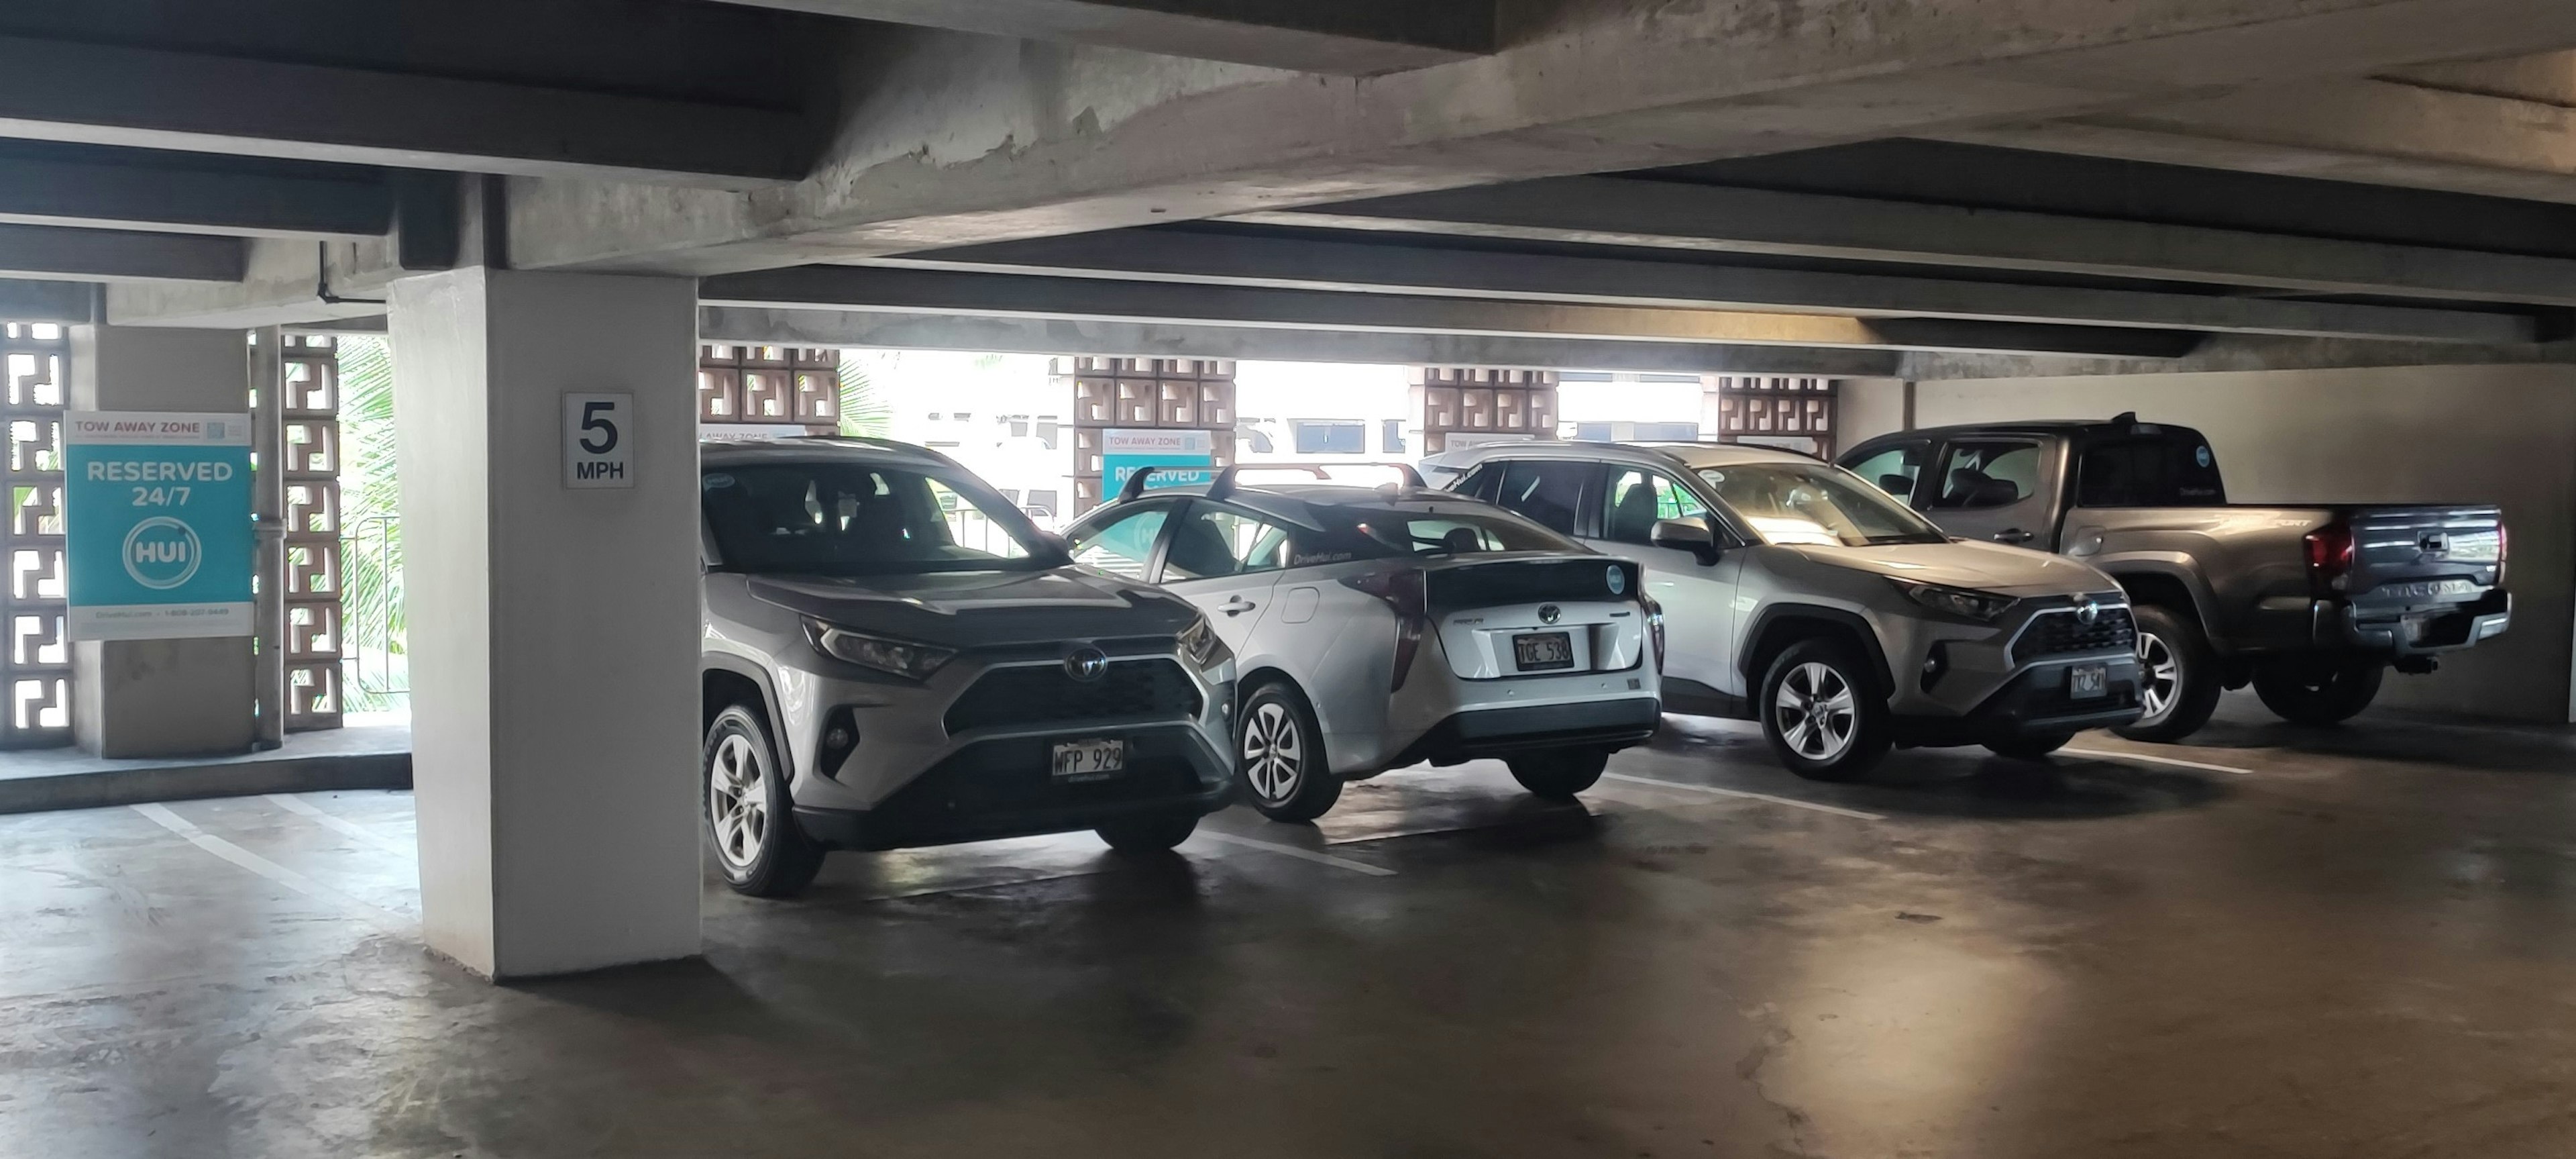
[1739,605,1894,697]
[702,656,792,778]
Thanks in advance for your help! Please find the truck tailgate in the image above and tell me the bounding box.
[2345,505,2504,613]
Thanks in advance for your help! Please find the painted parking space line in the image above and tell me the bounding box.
[1191,830,1398,876]
[265,793,413,856]
[131,803,413,934]
[1601,773,1888,821]
[2064,748,2255,776]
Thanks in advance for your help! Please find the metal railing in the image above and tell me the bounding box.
[342,513,407,711]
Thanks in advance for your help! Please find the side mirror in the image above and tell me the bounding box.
[1878,474,1913,497]
[1032,531,1074,563]
[1650,518,1721,564]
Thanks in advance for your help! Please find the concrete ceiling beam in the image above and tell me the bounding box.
[0,147,388,239]
[0,279,95,323]
[506,0,2576,274]
[871,230,2538,344]
[1232,176,2576,307]
[0,36,815,190]
[1944,77,2576,204]
[0,224,244,283]
[701,264,2210,357]
[697,305,1907,378]
[706,0,1491,74]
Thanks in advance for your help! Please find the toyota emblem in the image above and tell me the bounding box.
[2076,600,2101,626]
[1064,647,1110,683]
[1539,604,1562,625]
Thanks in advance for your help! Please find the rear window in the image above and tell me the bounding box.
[1289,505,1579,566]
[2078,435,2226,507]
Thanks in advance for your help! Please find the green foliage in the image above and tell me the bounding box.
[336,336,405,711]
[837,355,892,438]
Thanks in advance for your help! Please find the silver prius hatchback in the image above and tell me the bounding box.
[1063,466,1663,823]
[1424,442,2145,781]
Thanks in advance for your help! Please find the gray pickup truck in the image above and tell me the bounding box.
[1838,415,2510,740]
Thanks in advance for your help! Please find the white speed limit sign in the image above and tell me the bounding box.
[563,393,635,489]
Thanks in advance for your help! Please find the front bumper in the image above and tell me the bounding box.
[1896,660,2144,746]
[794,724,1232,851]
[1381,697,1663,768]
[1882,595,2143,744]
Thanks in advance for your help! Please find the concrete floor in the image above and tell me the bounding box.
[6,696,2575,1158]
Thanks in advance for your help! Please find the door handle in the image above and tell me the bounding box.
[1992,528,2034,545]
[1220,597,1258,616]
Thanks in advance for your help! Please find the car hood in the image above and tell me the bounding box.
[743,566,1200,648]
[1788,540,2112,597]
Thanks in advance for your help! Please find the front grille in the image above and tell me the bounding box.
[2010,605,2137,666]
[943,658,1203,736]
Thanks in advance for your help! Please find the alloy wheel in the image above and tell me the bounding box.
[1242,700,1304,804]
[707,732,769,870]
[2137,632,2180,721]
[1774,661,1858,763]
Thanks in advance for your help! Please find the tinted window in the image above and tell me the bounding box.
[704,463,1044,575]
[1165,505,1291,581]
[1488,460,1591,535]
[1602,468,1710,546]
[1450,462,1505,501]
[1067,504,1169,579]
[1844,441,1928,502]
[2078,436,2227,507]
[1291,505,1580,566]
[1930,440,2043,510]
[1697,462,1947,548]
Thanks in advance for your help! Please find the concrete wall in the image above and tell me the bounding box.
[1845,365,2576,723]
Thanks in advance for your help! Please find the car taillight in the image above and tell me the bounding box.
[1342,568,1429,691]
[1642,595,1666,676]
[2304,523,2355,593]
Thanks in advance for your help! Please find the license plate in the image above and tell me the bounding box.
[2069,663,2108,700]
[1051,738,1125,780]
[1513,632,1574,672]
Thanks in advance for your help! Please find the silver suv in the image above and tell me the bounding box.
[699,438,1236,897]
[1424,442,2146,780]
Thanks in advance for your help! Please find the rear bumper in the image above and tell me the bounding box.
[1382,697,1663,768]
[1896,656,2143,746]
[2316,589,2511,658]
[792,725,1232,852]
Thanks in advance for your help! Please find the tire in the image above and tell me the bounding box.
[2253,658,2385,726]
[2114,605,2224,744]
[1237,680,1342,823]
[704,703,827,899]
[1095,813,1201,854]
[1759,638,1893,782]
[1506,747,1610,800]
[1984,733,2074,761]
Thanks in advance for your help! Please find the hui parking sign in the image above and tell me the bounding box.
[65,411,254,640]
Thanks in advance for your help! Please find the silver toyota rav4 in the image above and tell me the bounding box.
[1425,442,2145,780]
[699,438,1236,897]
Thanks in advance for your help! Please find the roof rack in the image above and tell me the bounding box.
[1114,461,1429,505]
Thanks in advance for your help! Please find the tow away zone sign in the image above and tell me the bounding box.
[64,411,254,640]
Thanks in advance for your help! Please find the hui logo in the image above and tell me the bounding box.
[122,517,203,590]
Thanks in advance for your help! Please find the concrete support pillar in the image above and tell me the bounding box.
[68,326,255,758]
[388,268,702,979]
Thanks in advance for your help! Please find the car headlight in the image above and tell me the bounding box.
[804,619,956,681]
[1892,580,2017,623]
[1177,614,1233,674]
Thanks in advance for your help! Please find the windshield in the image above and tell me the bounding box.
[1697,462,1949,548]
[1299,505,1580,564]
[703,462,1054,575]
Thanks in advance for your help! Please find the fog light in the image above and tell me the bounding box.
[1919,644,1950,691]
[818,707,861,780]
